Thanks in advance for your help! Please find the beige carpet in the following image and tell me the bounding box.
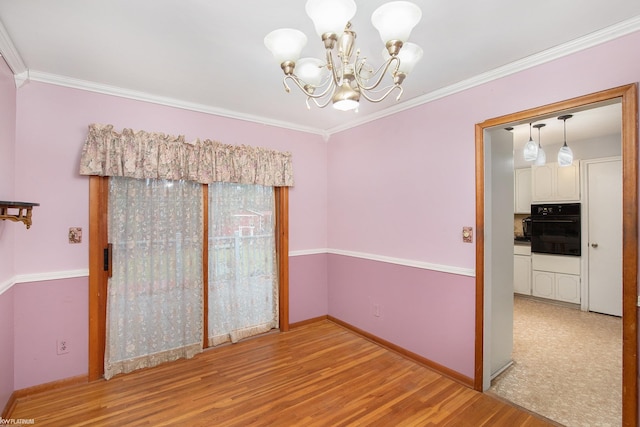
[490,296,622,427]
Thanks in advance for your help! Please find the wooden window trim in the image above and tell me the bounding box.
[88,179,289,380]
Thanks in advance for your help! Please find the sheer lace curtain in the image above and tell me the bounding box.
[105,177,204,379]
[208,183,278,346]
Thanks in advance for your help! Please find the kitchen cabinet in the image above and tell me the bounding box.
[514,254,531,295]
[531,161,580,202]
[531,254,581,304]
[514,168,532,214]
[514,245,531,295]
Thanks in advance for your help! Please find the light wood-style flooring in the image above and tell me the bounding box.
[10,321,555,426]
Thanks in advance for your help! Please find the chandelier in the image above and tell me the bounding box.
[264,0,423,112]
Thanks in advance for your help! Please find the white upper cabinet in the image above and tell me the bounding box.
[532,161,580,202]
[514,168,532,214]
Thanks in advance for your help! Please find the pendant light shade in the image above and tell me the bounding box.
[533,123,546,166]
[557,115,574,167]
[523,122,538,161]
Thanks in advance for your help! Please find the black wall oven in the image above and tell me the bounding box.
[531,203,581,256]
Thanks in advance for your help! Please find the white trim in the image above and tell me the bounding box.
[4,17,638,138]
[289,248,329,257]
[0,269,89,297]
[0,277,15,296]
[14,70,29,88]
[14,269,89,284]
[325,16,640,136]
[0,250,473,297]
[0,18,27,77]
[289,248,476,277]
[27,71,328,139]
[328,249,475,277]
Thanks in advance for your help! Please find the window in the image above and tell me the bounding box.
[88,176,289,380]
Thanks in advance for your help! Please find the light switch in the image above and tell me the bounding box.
[462,227,473,243]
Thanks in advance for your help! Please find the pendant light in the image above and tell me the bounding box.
[532,123,546,165]
[557,115,574,167]
[523,122,538,161]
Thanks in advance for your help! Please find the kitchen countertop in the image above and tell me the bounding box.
[514,237,531,246]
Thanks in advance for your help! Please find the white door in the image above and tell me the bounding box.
[587,160,622,316]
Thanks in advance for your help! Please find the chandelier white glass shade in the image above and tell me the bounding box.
[305,0,357,36]
[263,29,308,65]
[264,0,423,111]
[533,123,546,166]
[557,114,574,166]
[523,123,538,161]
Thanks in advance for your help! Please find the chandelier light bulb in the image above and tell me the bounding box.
[332,81,360,111]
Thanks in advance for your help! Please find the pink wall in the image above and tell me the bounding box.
[327,30,640,377]
[0,55,16,283]
[328,255,475,378]
[14,83,328,274]
[0,55,16,411]
[0,288,14,412]
[9,82,329,390]
[13,278,88,389]
[4,28,640,397]
[290,254,328,323]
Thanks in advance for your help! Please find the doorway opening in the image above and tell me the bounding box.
[474,84,638,426]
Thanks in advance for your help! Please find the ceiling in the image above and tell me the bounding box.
[0,1,639,137]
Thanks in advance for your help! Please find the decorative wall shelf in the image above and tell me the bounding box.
[0,201,39,229]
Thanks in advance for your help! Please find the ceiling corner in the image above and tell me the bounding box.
[0,17,26,75]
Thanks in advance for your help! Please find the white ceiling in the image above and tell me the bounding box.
[0,1,639,137]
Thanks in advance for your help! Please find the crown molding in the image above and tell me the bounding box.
[27,70,328,139]
[325,15,640,136]
[0,17,28,86]
[5,15,639,139]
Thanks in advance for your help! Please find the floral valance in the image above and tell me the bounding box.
[79,124,294,187]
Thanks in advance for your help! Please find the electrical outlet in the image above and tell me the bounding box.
[57,339,70,355]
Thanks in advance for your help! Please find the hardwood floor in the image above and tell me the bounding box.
[9,321,554,426]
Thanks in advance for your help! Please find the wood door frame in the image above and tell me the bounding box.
[88,178,290,380]
[474,84,638,426]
